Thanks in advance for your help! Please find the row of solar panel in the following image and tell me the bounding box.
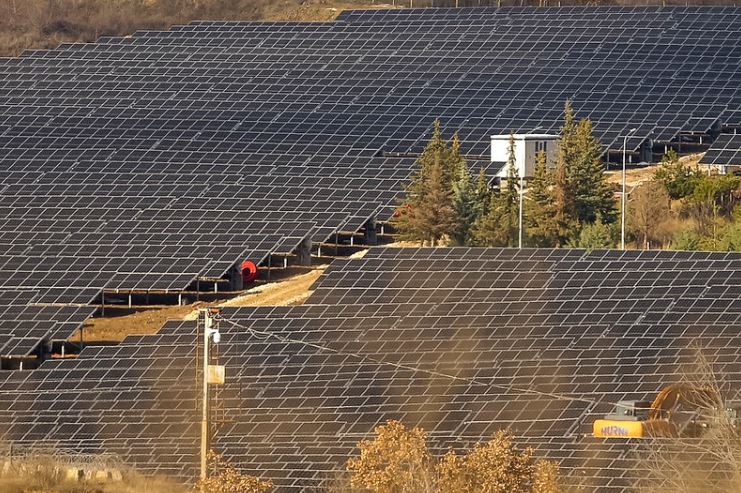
[1,247,739,492]
[1,9,739,157]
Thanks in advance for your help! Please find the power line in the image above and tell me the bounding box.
[220,317,601,407]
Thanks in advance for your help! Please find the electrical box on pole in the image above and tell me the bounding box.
[207,365,225,385]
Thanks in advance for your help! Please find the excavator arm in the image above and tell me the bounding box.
[648,384,721,420]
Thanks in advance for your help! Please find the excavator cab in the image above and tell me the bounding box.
[593,401,653,438]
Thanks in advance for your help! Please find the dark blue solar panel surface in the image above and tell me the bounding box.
[0,247,739,492]
[0,8,741,489]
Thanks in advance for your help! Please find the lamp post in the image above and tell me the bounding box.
[519,172,525,249]
[519,126,543,249]
[621,128,637,250]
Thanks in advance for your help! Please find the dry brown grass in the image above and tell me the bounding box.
[70,266,327,342]
[261,1,398,22]
[604,152,704,188]
[0,0,389,57]
[0,445,188,493]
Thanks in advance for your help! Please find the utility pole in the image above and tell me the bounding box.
[200,307,222,488]
[621,128,637,250]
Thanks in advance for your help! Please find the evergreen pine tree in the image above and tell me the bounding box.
[569,118,616,224]
[450,165,477,246]
[408,118,448,197]
[473,166,492,218]
[551,103,580,245]
[525,150,559,247]
[654,148,701,200]
[413,159,458,246]
[502,132,520,204]
[558,99,578,175]
[472,194,508,247]
[449,131,469,182]
[394,119,462,246]
[566,214,617,251]
[472,133,520,246]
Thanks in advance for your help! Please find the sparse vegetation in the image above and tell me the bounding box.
[337,420,563,493]
[0,446,189,493]
[196,450,273,493]
[637,350,741,493]
[0,0,382,57]
[627,180,675,250]
[638,151,741,251]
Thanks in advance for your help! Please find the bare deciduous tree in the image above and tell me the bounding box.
[628,180,674,249]
[637,348,741,493]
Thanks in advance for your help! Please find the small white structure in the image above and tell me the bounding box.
[491,134,559,178]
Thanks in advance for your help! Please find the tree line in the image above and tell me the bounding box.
[394,102,618,249]
[393,104,741,252]
[631,150,740,250]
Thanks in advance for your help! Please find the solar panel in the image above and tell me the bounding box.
[0,247,739,492]
[701,133,741,167]
[0,8,740,489]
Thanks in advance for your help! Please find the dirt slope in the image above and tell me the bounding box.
[74,267,326,342]
[0,1,392,57]
[604,152,704,188]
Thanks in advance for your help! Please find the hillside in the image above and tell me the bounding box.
[0,0,390,57]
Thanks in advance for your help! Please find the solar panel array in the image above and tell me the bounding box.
[1,247,739,491]
[1,7,741,488]
[1,150,465,355]
[5,6,741,157]
[2,6,741,355]
[0,290,95,358]
[701,133,741,167]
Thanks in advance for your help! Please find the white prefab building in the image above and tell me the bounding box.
[491,134,560,178]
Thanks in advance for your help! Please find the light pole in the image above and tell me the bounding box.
[200,307,221,488]
[621,128,637,250]
[519,126,543,249]
[519,172,524,249]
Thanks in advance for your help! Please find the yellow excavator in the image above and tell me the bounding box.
[593,384,737,438]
